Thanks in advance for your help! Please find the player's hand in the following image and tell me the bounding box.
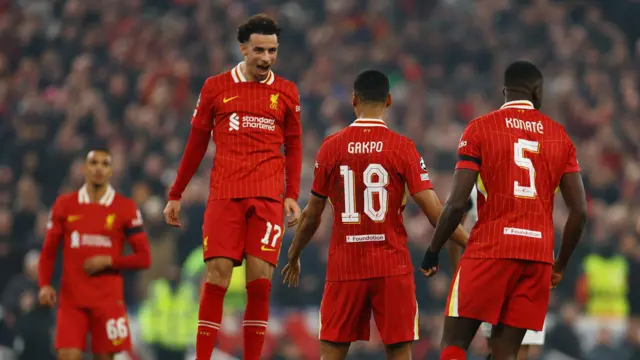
[163,200,182,228]
[281,258,301,288]
[420,247,440,277]
[284,198,301,228]
[38,286,57,307]
[551,268,563,288]
[84,255,113,275]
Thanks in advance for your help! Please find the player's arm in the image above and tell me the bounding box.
[112,207,151,270]
[283,85,302,201]
[282,140,332,287]
[554,142,587,274]
[167,78,216,201]
[287,194,327,261]
[421,122,480,274]
[39,199,65,287]
[401,140,468,248]
[38,198,65,305]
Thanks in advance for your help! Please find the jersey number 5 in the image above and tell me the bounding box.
[514,138,540,199]
[340,164,389,223]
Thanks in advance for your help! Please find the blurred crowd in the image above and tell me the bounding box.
[1,0,640,359]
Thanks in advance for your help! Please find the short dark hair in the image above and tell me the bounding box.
[87,147,111,156]
[353,70,390,103]
[504,61,543,89]
[237,14,281,43]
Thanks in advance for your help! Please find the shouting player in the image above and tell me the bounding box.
[38,148,151,360]
[421,61,587,360]
[281,70,468,360]
[163,14,302,360]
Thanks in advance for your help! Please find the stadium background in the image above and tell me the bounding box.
[0,0,639,359]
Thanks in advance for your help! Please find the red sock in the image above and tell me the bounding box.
[243,278,271,360]
[196,283,227,360]
[441,346,466,360]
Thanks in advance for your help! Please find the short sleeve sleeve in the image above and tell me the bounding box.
[400,140,433,195]
[190,78,216,131]
[455,120,482,172]
[311,139,335,198]
[564,139,581,174]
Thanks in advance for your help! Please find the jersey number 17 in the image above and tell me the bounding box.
[340,164,389,223]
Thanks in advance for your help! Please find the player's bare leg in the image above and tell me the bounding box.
[516,345,529,360]
[489,323,527,360]
[440,316,482,359]
[320,340,350,360]
[57,349,83,360]
[486,344,529,360]
[195,257,234,360]
[92,353,115,360]
[385,341,412,360]
[243,254,275,360]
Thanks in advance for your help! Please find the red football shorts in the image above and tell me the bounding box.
[55,303,131,353]
[202,197,284,266]
[320,273,419,345]
[445,258,551,331]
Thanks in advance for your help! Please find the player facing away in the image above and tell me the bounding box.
[163,14,302,360]
[461,188,547,360]
[420,61,588,360]
[38,148,151,360]
[281,70,469,360]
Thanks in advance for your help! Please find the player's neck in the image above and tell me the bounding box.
[504,92,533,105]
[356,110,385,121]
[85,183,108,203]
[239,62,257,82]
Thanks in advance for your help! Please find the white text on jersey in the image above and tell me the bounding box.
[348,141,384,154]
[505,118,544,134]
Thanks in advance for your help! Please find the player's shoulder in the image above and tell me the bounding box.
[112,193,138,211]
[272,73,299,99]
[201,70,236,92]
[53,191,78,209]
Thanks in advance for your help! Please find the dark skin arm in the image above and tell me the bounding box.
[552,172,587,286]
[447,213,467,273]
[282,194,327,287]
[412,189,469,249]
[428,169,478,254]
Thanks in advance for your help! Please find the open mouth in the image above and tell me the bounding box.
[257,64,270,72]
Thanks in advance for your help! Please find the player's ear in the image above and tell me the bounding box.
[386,94,392,108]
[352,93,358,108]
[239,42,249,57]
[533,85,543,109]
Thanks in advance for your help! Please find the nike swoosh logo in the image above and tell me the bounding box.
[223,96,239,103]
[67,215,82,222]
[261,245,277,252]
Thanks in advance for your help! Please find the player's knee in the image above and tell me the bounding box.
[384,341,412,360]
[204,257,234,288]
[92,354,114,360]
[245,254,274,282]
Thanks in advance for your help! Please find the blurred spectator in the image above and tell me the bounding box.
[546,303,582,359]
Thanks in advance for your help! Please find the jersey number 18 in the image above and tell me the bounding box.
[340,164,389,223]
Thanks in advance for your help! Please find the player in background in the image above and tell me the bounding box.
[38,148,151,360]
[420,61,587,360]
[281,70,469,360]
[162,14,302,360]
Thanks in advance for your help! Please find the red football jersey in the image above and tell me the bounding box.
[190,62,302,201]
[456,100,581,264]
[39,186,147,307]
[312,118,433,281]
